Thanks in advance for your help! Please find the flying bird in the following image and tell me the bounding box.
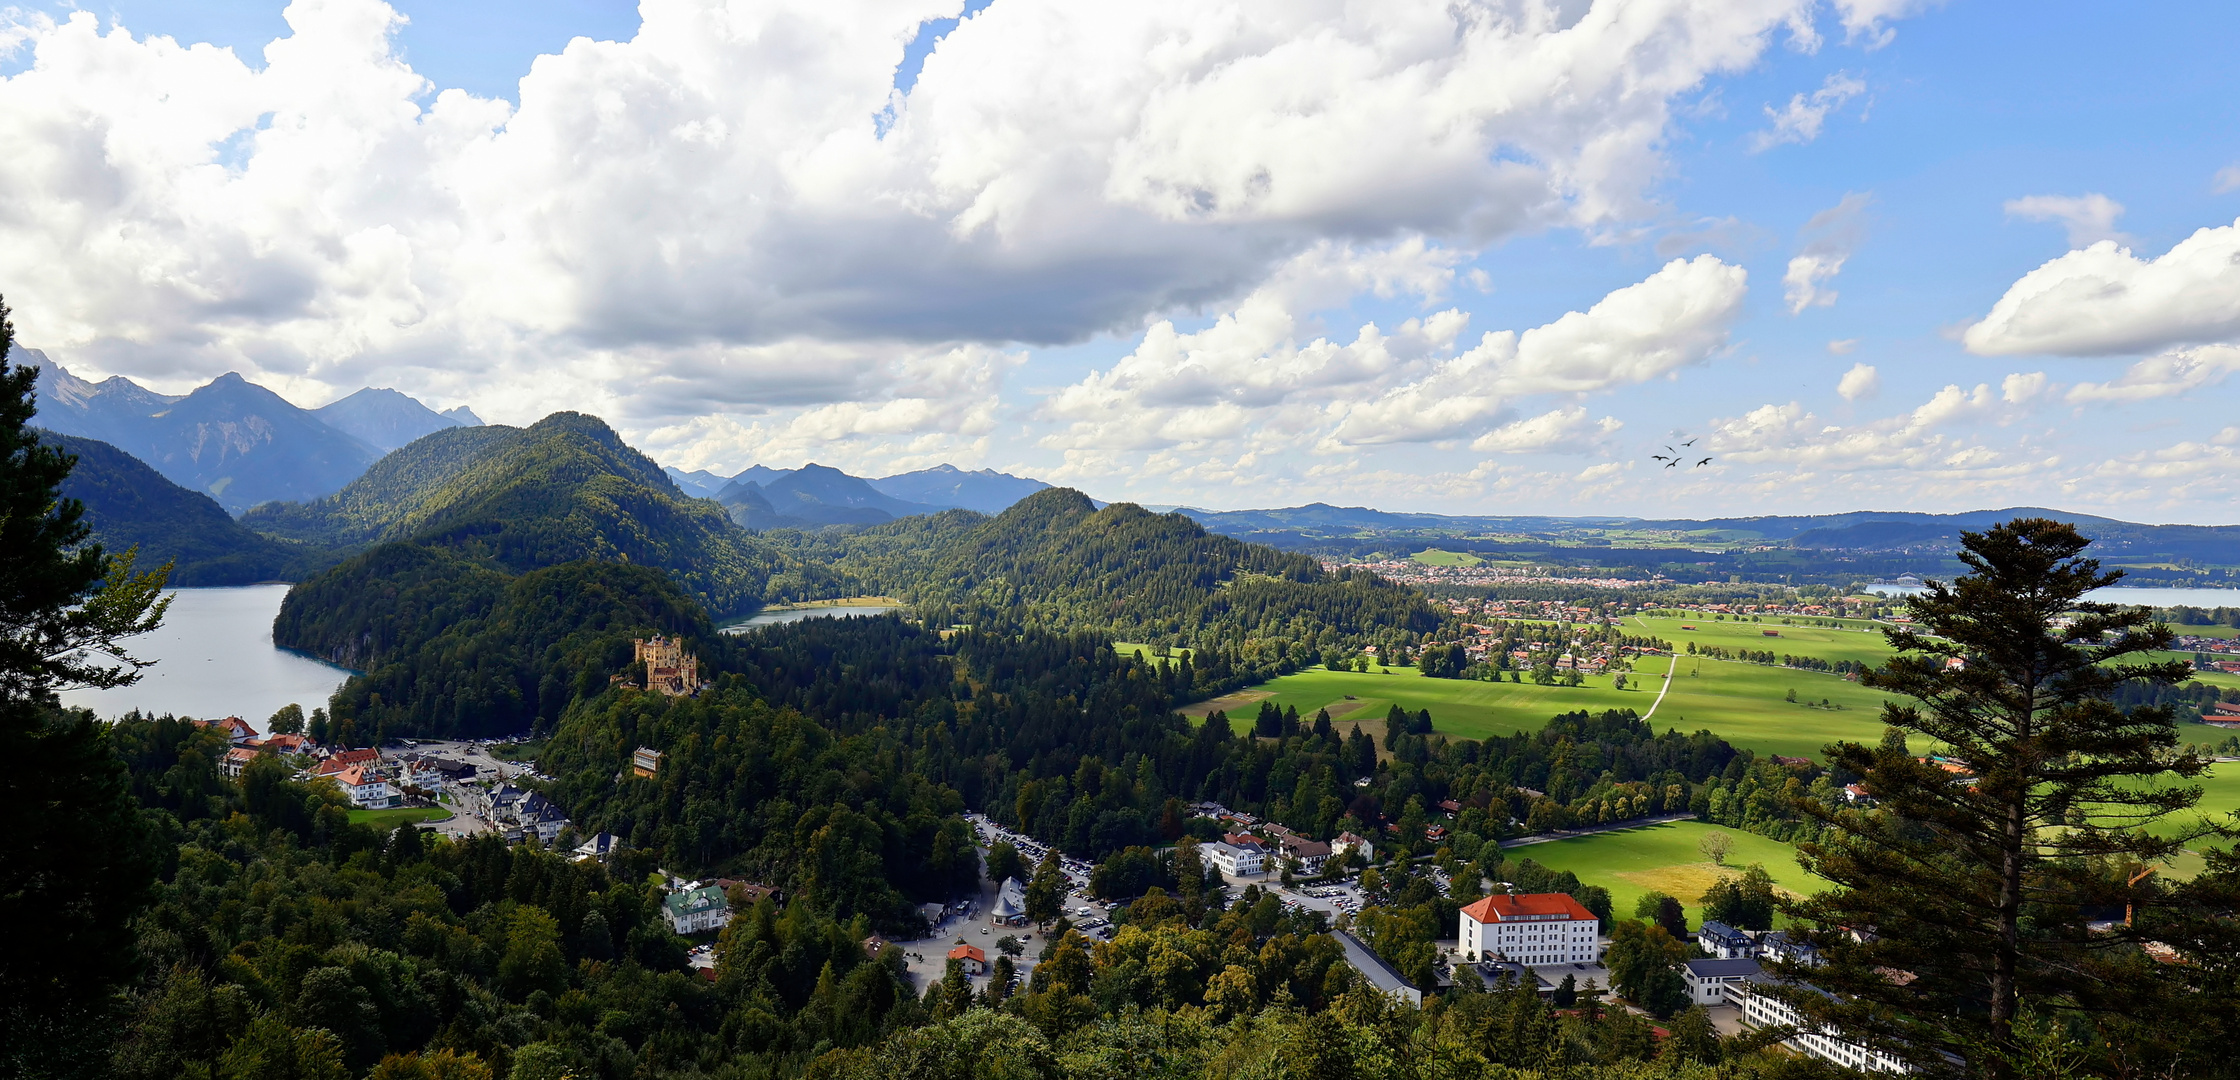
[1696,456,1713,468]
[1651,444,1680,468]
[1682,438,1698,447]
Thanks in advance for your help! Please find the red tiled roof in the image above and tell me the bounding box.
[1460,893,1596,923]
[948,944,985,963]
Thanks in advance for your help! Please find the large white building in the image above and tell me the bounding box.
[1459,893,1599,965]
[1205,840,1265,877]
[1732,981,1912,1074]
[1682,957,1761,1005]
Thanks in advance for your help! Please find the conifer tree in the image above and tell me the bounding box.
[0,304,174,1079]
[1787,518,2232,1076]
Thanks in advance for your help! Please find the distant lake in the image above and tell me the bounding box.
[723,602,903,631]
[1868,584,2240,608]
[59,584,354,724]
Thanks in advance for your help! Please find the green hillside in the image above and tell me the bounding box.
[252,412,838,615]
[42,430,306,585]
[776,487,1441,651]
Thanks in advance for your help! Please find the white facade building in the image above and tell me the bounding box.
[1683,958,1761,1005]
[664,885,733,934]
[1205,841,1265,877]
[1733,982,1912,1073]
[332,765,398,809]
[1459,893,1599,965]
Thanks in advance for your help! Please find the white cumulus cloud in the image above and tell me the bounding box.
[1963,217,2240,357]
[1836,362,1879,401]
[2065,345,2240,403]
[2004,193,2129,247]
[0,0,1842,450]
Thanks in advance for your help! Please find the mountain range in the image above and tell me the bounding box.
[24,350,478,512]
[664,461,1051,526]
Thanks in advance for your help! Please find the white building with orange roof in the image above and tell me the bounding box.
[331,765,398,809]
[1459,892,1600,965]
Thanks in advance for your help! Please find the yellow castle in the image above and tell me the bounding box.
[635,635,700,696]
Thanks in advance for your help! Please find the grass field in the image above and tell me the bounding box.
[1411,549,1485,567]
[348,806,449,827]
[1205,656,1904,761]
[1506,820,1827,929]
[1632,614,1901,668]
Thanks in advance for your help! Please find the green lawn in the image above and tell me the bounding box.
[1411,549,1485,567]
[1504,819,1828,930]
[348,805,449,827]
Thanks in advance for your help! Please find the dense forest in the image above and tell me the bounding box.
[765,488,1443,679]
[77,707,1861,1080]
[253,413,841,617]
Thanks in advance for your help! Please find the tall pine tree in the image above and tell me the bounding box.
[0,303,174,1079]
[1786,518,2232,1077]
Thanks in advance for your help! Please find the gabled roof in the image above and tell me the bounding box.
[1698,920,1749,942]
[948,944,985,963]
[1685,958,1764,978]
[991,877,1027,918]
[1460,893,1596,923]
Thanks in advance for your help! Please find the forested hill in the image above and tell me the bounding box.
[41,430,306,585]
[772,487,1441,659]
[253,412,841,615]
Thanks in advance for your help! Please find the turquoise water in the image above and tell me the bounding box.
[58,585,354,725]
[1869,584,2240,607]
[723,603,902,631]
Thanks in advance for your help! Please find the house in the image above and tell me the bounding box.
[1683,957,1762,1005]
[2205,702,2240,729]
[1733,980,1912,1073]
[332,765,398,809]
[990,876,1030,925]
[219,746,263,779]
[1697,920,1754,959]
[575,832,621,862]
[1458,893,1599,965]
[948,944,986,976]
[663,885,732,934]
[315,748,379,775]
[1205,840,1265,877]
[1842,783,1871,803]
[713,880,779,908]
[1771,755,1813,768]
[1278,836,1332,875]
[199,716,258,745]
[261,733,311,755]
[1331,831,1375,862]
[1761,931,1824,968]
[862,933,890,958]
[632,746,664,778]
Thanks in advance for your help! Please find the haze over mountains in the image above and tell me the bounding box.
[27,353,477,512]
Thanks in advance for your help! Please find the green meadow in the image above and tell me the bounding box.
[1503,819,1827,930]
[1187,653,1904,762]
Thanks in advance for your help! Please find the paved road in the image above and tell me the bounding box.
[1640,647,1677,722]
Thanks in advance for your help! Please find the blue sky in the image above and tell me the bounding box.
[7,1,2240,520]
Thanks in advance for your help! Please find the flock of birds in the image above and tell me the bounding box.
[1652,437,1713,469]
